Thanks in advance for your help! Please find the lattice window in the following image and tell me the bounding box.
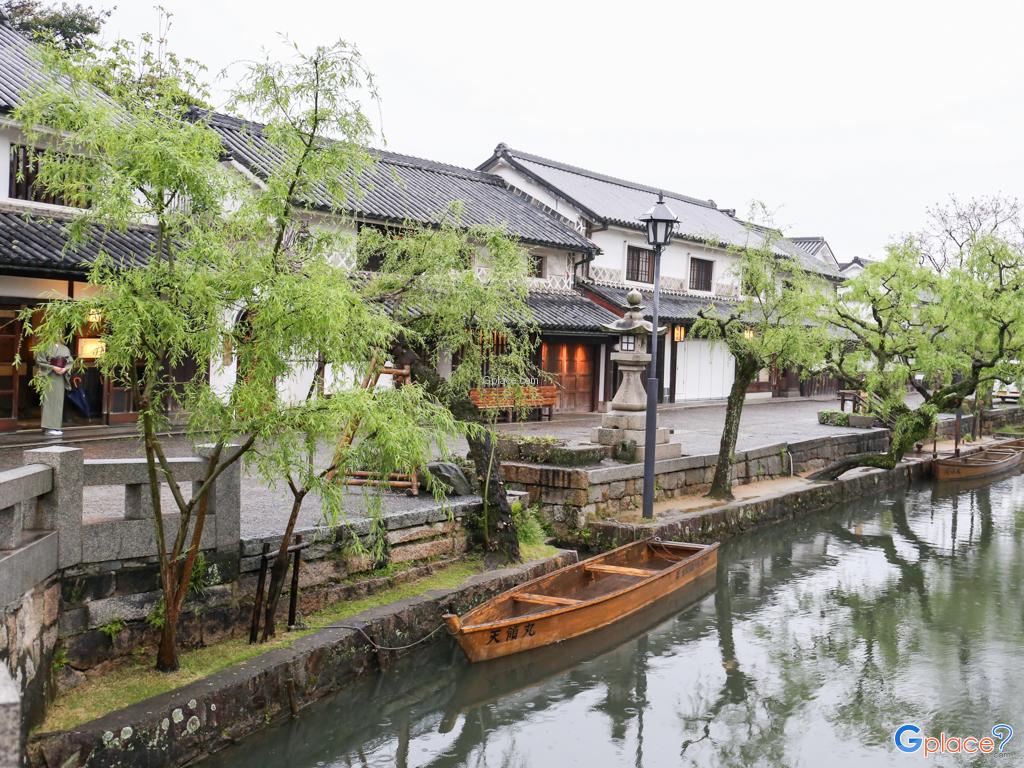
[689,257,714,292]
[626,245,654,283]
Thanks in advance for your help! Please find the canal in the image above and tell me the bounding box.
[204,475,1024,767]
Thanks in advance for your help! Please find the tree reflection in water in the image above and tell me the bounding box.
[201,476,1024,768]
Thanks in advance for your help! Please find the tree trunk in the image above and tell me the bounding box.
[156,607,179,672]
[262,492,306,641]
[707,358,758,500]
[466,428,520,562]
[805,451,898,481]
[805,404,938,481]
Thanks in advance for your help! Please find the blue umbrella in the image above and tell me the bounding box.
[66,377,91,418]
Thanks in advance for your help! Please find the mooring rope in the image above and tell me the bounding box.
[321,621,448,651]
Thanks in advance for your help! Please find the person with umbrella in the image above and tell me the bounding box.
[35,342,73,437]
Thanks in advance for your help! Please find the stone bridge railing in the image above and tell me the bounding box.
[0,447,241,751]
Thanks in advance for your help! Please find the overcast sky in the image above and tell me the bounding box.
[102,1,1023,260]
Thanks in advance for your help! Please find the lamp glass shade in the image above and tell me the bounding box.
[673,325,686,342]
[640,195,678,247]
[620,335,636,352]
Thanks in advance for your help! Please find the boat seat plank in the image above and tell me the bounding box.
[513,592,582,606]
[585,563,660,578]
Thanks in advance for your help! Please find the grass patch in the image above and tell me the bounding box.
[41,556,486,733]
[520,542,560,561]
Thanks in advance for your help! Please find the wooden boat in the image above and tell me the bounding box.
[443,538,718,662]
[439,569,716,729]
[933,446,1023,482]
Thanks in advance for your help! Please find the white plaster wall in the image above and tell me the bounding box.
[0,124,13,197]
[589,227,740,296]
[675,339,735,401]
[486,159,586,230]
[0,276,70,301]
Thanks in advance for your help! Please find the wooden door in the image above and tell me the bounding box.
[0,310,20,430]
[541,341,595,413]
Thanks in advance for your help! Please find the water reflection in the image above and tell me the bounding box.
[204,476,1024,768]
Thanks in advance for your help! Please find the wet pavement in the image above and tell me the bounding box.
[0,396,922,540]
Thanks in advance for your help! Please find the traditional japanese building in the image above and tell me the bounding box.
[478,145,843,402]
[0,22,175,431]
[195,111,624,413]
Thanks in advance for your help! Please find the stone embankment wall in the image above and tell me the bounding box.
[587,461,929,550]
[0,446,477,735]
[29,553,575,768]
[504,430,890,534]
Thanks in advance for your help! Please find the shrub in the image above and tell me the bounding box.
[818,409,850,427]
[511,501,546,546]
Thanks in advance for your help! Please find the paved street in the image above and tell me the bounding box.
[0,396,908,539]
[493,395,875,456]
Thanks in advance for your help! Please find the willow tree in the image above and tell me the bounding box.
[15,30,473,666]
[692,237,827,499]
[356,216,537,562]
[218,44,534,633]
[813,228,1024,479]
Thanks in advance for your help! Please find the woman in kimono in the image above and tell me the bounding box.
[35,342,73,437]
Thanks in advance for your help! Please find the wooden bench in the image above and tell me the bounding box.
[584,563,659,578]
[468,385,557,421]
[838,389,862,413]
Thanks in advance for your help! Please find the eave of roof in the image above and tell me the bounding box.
[526,288,619,333]
[480,144,792,256]
[579,280,739,323]
[193,110,597,255]
[0,204,157,277]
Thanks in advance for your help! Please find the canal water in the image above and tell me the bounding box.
[204,475,1024,767]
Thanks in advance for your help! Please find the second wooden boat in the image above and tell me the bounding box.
[933,446,1023,482]
[443,538,718,662]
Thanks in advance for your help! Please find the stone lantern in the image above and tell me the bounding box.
[592,290,681,462]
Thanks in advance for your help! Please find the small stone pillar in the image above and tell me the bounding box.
[24,446,83,569]
[195,444,242,553]
[592,290,682,463]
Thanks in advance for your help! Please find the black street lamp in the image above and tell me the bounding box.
[638,193,678,519]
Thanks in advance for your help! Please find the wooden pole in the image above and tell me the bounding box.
[250,542,271,644]
[288,535,303,630]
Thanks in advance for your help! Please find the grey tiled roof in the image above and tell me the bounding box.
[480,144,785,253]
[0,21,117,115]
[580,280,737,323]
[777,237,841,279]
[783,236,841,278]
[195,111,595,254]
[526,289,618,332]
[0,206,156,276]
[0,21,50,111]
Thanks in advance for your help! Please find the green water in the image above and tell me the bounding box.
[204,476,1024,767]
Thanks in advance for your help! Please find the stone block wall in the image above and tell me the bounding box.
[504,430,891,535]
[0,666,19,768]
[0,445,478,737]
[586,459,929,551]
[933,405,1024,438]
[54,502,473,686]
[0,577,59,748]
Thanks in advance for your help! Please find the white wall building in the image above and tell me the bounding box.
[479,145,843,403]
